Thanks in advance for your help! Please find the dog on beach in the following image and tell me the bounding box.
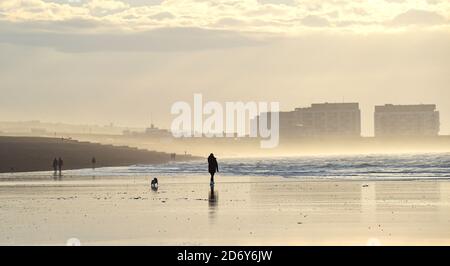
[151,177,158,190]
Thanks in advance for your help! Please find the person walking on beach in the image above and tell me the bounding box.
[52,158,58,173]
[208,153,219,185]
[58,157,64,174]
[92,157,96,170]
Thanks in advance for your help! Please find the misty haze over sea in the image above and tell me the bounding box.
[3,153,450,181]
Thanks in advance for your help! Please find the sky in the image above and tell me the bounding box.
[0,0,449,136]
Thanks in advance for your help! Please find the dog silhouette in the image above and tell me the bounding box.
[151,178,158,190]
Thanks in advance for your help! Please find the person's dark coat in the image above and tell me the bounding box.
[208,154,218,173]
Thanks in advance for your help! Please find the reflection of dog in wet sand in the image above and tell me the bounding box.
[151,178,158,190]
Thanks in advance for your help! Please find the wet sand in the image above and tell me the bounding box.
[0,175,449,245]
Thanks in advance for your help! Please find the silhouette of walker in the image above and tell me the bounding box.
[92,157,96,170]
[58,157,64,175]
[52,158,58,173]
[208,153,219,185]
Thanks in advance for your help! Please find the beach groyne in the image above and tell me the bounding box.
[0,136,199,173]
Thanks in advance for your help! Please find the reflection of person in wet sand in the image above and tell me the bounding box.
[208,186,218,206]
[208,153,219,185]
[208,185,218,222]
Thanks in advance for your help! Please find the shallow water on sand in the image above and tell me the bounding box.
[1,175,449,245]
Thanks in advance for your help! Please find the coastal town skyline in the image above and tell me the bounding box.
[0,101,447,137]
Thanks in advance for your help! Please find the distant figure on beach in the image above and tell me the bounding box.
[58,157,64,174]
[92,157,96,170]
[52,158,58,173]
[208,153,219,185]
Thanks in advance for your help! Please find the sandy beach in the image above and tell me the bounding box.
[0,136,198,173]
[1,174,449,246]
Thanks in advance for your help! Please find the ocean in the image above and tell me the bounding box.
[3,153,450,181]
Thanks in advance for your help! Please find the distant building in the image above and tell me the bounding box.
[123,124,171,138]
[292,103,361,137]
[30,128,47,135]
[374,104,440,137]
[254,103,361,138]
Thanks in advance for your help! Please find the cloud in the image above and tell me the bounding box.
[0,23,267,52]
[123,0,163,6]
[212,17,247,28]
[1,0,450,35]
[351,7,369,17]
[86,0,129,16]
[0,18,110,33]
[300,15,330,27]
[390,9,447,26]
[384,0,406,3]
[87,0,129,10]
[149,11,175,21]
[335,20,378,28]
[257,0,296,5]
